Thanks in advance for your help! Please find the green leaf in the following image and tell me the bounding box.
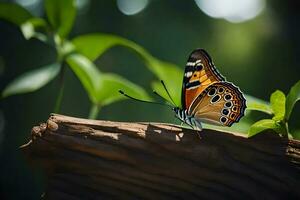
[2,63,61,97]
[270,90,286,121]
[0,3,32,25]
[0,3,48,41]
[285,80,300,121]
[72,34,182,105]
[45,0,76,38]
[20,17,48,41]
[148,59,183,107]
[248,119,278,137]
[245,94,273,115]
[66,53,151,106]
[72,34,148,61]
[139,60,182,105]
[97,73,151,106]
[66,54,100,103]
[204,119,252,135]
[291,129,300,140]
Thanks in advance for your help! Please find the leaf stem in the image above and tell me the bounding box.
[54,63,66,113]
[284,122,290,138]
[89,104,101,119]
[278,120,290,138]
[54,82,64,113]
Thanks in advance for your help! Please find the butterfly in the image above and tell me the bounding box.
[120,49,246,131]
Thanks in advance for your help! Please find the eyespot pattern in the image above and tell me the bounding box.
[222,108,229,116]
[210,94,221,103]
[205,83,246,126]
[196,63,203,71]
[220,116,227,124]
[208,88,217,96]
[225,101,232,108]
[215,85,239,125]
[224,94,232,101]
[218,87,224,93]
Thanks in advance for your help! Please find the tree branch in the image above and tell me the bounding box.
[21,114,300,199]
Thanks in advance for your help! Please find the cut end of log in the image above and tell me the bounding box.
[21,114,300,199]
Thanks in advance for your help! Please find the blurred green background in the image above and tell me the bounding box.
[0,0,300,199]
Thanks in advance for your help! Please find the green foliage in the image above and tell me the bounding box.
[66,54,100,103]
[72,34,182,106]
[97,73,151,106]
[45,0,76,38]
[270,90,286,121]
[72,34,127,61]
[148,60,182,106]
[248,119,279,137]
[66,54,151,106]
[0,1,152,119]
[21,18,48,40]
[248,83,300,138]
[2,63,61,98]
[0,2,32,25]
[285,80,300,120]
[245,95,272,115]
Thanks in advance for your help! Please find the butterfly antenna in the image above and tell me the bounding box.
[152,91,174,107]
[119,90,173,108]
[160,80,177,106]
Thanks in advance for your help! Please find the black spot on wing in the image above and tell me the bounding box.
[185,66,194,72]
[218,87,224,93]
[222,109,229,115]
[221,82,247,124]
[211,94,221,103]
[225,101,232,108]
[186,81,201,89]
[208,88,216,96]
[185,64,203,73]
[225,94,232,100]
[220,116,227,123]
[196,64,203,71]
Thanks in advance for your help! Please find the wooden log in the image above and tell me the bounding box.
[20,114,300,199]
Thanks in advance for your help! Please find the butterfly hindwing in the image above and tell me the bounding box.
[188,82,246,127]
[182,49,225,110]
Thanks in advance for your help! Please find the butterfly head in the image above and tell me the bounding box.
[172,106,180,113]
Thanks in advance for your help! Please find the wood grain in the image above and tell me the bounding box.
[21,114,300,200]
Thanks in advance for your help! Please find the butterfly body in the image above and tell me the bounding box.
[173,107,203,130]
[178,49,246,129]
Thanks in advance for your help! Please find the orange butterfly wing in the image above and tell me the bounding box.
[181,49,225,110]
[188,82,246,126]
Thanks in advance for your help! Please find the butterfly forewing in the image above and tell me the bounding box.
[182,49,225,110]
[188,82,246,126]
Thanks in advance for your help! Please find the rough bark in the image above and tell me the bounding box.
[21,114,300,200]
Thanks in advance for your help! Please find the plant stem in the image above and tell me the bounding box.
[54,63,66,113]
[89,104,100,119]
[54,82,64,113]
[279,120,290,138]
[284,122,290,139]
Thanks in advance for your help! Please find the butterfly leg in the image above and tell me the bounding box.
[191,118,202,139]
[193,119,202,131]
[190,125,202,140]
[196,130,202,139]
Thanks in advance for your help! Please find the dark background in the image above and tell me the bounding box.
[0,0,299,199]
